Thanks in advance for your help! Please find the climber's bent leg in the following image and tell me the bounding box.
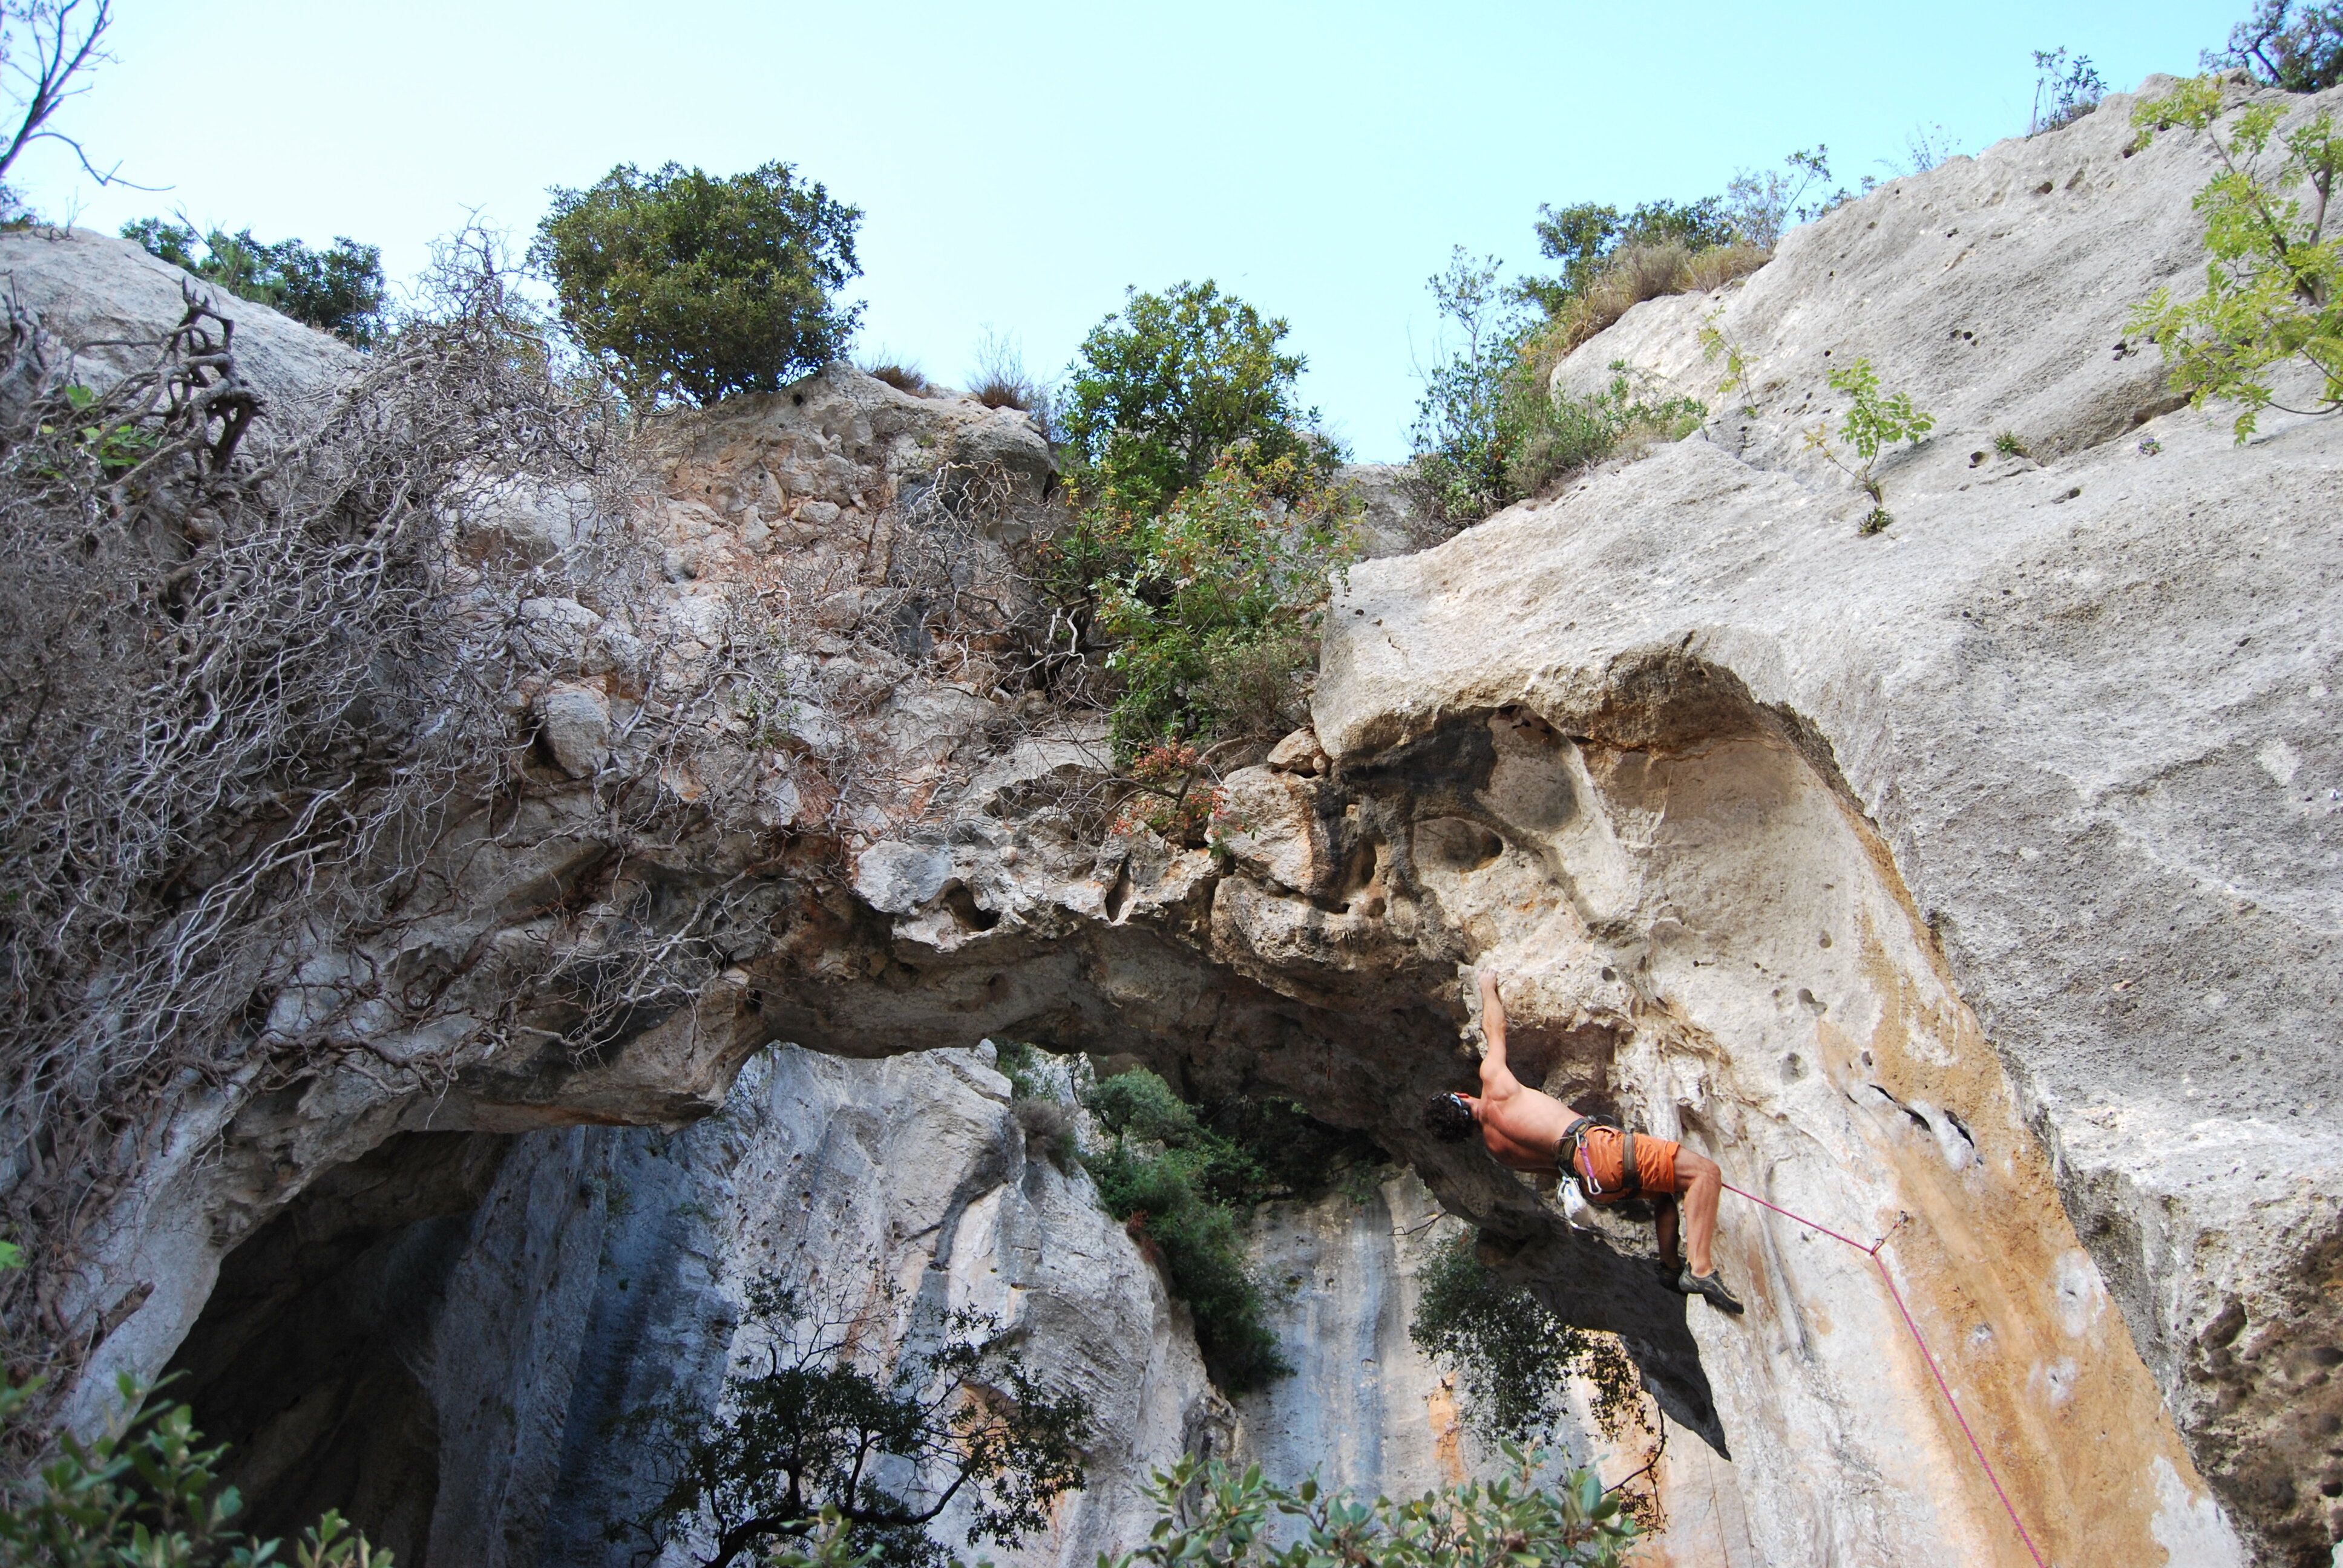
[1674,1150,1722,1278]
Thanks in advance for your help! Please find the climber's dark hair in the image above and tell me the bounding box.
[1423,1092,1478,1143]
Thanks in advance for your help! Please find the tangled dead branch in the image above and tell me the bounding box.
[0,232,841,1414]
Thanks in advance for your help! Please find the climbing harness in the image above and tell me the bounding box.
[1561,1115,1643,1201]
[1721,1181,2053,1568]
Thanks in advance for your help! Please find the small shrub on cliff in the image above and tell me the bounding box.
[1046,283,1353,760]
[0,1372,389,1567]
[1800,356,1935,533]
[1408,247,1708,528]
[2205,1,2343,93]
[122,219,387,347]
[621,1275,1090,1568]
[1101,1448,1639,1568]
[531,160,863,408]
[1080,1069,1384,1393]
[1082,1069,1285,1391]
[1088,454,1361,759]
[2028,48,2106,136]
[2129,74,2342,439]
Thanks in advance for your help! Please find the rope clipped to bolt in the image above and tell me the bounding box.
[1720,1182,2052,1568]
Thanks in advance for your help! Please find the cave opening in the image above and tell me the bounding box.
[165,1130,512,1565]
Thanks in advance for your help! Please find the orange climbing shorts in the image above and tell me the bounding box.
[1570,1127,1679,1206]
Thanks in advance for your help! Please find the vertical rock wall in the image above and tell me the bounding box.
[172,1047,1223,1567]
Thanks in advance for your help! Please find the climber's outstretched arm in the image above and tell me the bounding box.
[1476,969,1520,1102]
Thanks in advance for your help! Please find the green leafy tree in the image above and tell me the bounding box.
[1081,1068,1289,1391]
[0,1372,389,1567]
[2205,1,2343,93]
[530,160,862,409]
[1093,452,1360,756]
[1800,356,1935,534]
[1058,280,1323,517]
[623,1275,1090,1568]
[2130,75,2341,440]
[1407,250,1529,523]
[1101,1448,1637,1568]
[1513,198,1738,319]
[121,220,387,347]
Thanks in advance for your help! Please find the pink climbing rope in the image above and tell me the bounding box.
[1719,1181,2053,1568]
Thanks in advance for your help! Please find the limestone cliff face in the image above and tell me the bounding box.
[19,70,2343,1567]
[165,1044,1224,1568]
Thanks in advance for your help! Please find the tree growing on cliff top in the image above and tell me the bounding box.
[122,220,387,347]
[531,160,863,409]
[1058,279,1326,517]
[2206,1,2343,92]
[620,1275,1090,1568]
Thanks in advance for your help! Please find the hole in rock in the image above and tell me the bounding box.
[165,1131,513,1566]
[1415,815,1504,873]
[940,880,1000,931]
[1103,861,1135,923]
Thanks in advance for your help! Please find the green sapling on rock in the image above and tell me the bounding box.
[1801,356,1935,535]
[2128,74,2341,442]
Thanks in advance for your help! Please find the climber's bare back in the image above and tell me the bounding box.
[1455,972,1580,1168]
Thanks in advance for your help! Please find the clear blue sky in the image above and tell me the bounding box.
[21,1,2238,459]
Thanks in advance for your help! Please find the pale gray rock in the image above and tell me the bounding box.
[537,684,612,778]
[0,227,358,413]
[167,1047,1221,1568]
[1314,76,2339,1566]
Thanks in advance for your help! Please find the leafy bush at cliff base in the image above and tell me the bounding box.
[2130,76,2341,440]
[1407,1234,1659,1530]
[1080,1068,1384,1393]
[530,160,863,409]
[620,1275,1090,1568]
[1101,1448,1639,1568]
[2206,1,2343,92]
[122,220,387,347]
[0,1371,389,1566]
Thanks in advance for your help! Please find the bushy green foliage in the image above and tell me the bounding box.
[1080,1068,1386,1393]
[1082,1069,1285,1391]
[0,1373,389,1567]
[1090,452,1361,757]
[1046,283,1355,758]
[1058,281,1323,518]
[1409,245,1708,528]
[530,160,863,409]
[121,220,387,347]
[1407,1235,1640,1451]
[1101,1447,1638,1568]
[2129,75,2341,439]
[1513,199,1738,319]
[624,1275,1090,1568]
[1800,356,1935,533]
[2206,1,2343,93]
[2029,48,2107,136]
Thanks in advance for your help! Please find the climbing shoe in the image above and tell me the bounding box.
[1680,1266,1746,1315]
[1656,1259,1688,1292]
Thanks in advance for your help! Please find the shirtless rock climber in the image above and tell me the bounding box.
[1423,969,1745,1314]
